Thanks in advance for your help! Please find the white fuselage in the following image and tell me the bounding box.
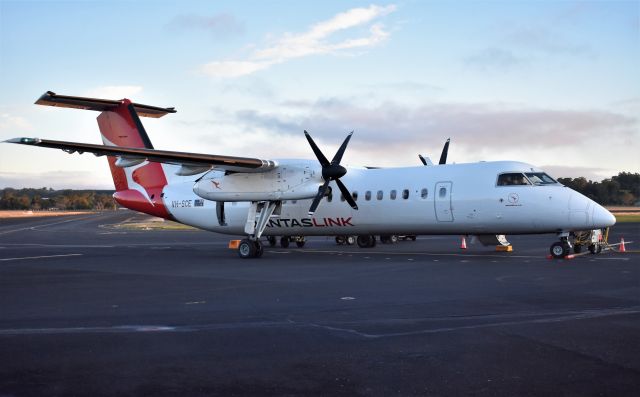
[160,160,615,237]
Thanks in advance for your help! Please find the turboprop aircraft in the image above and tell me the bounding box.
[5,91,616,259]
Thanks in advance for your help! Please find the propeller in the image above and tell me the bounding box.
[438,138,450,165]
[304,130,358,216]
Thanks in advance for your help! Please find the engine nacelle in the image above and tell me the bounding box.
[193,160,321,202]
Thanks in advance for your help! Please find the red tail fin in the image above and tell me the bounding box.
[97,100,171,218]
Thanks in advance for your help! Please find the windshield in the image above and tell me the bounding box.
[525,172,557,185]
[497,173,531,186]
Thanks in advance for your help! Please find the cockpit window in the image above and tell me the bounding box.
[525,172,557,185]
[497,173,531,186]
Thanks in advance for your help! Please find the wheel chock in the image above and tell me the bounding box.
[228,240,241,249]
[496,245,512,252]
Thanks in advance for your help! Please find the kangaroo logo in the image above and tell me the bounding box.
[212,181,222,190]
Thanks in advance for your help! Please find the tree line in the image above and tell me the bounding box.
[0,171,638,211]
[0,188,117,210]
[558,172,639,206]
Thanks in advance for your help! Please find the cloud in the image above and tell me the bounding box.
[464,47,524,71]
[166,13,244,37]
[84,86,143,99]
[201,4,396,78]
[540,165,616,182]
[233,99,637,149]
[221,99,638,170]
[0,113,31,131]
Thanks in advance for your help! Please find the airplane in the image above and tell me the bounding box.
[4,91,616,259]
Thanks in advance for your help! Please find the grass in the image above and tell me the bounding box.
[614,214,640,223]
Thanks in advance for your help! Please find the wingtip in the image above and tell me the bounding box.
[4,137,40,144]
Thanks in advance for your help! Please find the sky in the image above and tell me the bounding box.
[0,0,638,189]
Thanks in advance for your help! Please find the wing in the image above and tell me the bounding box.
[5,137,277,174]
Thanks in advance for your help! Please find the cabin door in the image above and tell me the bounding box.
[434,181,453,222]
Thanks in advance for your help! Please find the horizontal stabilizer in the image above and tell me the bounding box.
[35,91,176,118]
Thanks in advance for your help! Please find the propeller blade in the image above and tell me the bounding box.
[438,138,450,165]
[308,180,331,216]
[331,131,353,165]
[304,130,330,167]
[335,179,358,210]
[418,154,428,166]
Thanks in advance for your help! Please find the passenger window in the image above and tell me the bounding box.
[352,191,358,201]
[421,188,428,199]
[497,173,531,186]
[402,189,409,199]
[390,190,397,200]
[377,190,383,200]
[439,187,446,198]
[365,191,371,201]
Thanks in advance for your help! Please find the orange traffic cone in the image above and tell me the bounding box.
[619,237,626,252]
[460,236,467,249]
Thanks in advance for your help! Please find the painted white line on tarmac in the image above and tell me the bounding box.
[0,253,83,262]
[0,216,94,236]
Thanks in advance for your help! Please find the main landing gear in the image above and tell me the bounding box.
[238,200,280,259]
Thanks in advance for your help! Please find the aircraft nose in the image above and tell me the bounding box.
[592,204,616,228]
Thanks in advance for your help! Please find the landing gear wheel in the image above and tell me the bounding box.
[254,241,264,258]
[296,240,306,248]
[357,235,376,248]
[335,236,345,245]
[550,242,570,259]
[574,244,583,254]
[588,244,602,254]
[280,236,290,248]
[267,236,277,247]
[238,239,257,259]
[346,236,356,245]
[390,235,398,244]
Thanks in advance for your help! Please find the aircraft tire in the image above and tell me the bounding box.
[550,242,569,258]
[254,241,264,258]
[335,236,345,245]
[357,235,376,248]
[267,236,277,247]
[346,236,356,245]
[588,244,602,254]
[238,239,257,259]
[390,235,398,244]
[280,236,290,248]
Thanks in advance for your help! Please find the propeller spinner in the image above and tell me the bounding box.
[304,130,358,216]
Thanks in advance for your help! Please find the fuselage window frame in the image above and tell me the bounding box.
[496,172,532,187]
[402,189,409,199]
[390,190,397,200]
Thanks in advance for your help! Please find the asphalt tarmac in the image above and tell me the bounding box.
[1,211,638,396]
